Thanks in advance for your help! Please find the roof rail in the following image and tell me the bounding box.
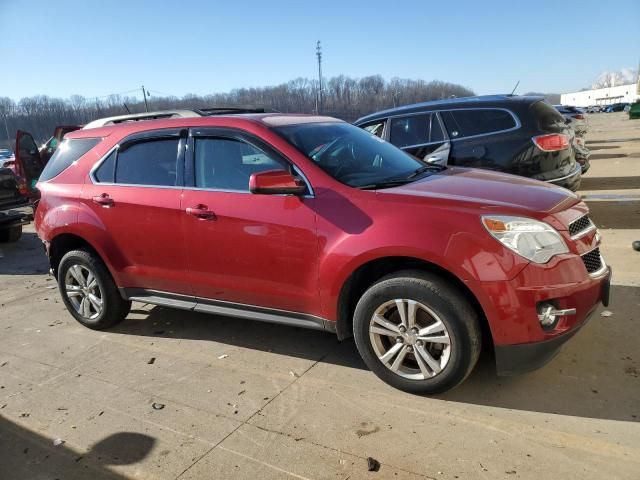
[83,110,203,129]
[195,106,279,116]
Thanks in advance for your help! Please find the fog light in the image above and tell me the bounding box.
[537,302,577,328]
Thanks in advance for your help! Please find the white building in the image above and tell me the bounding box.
[560,82,639,107]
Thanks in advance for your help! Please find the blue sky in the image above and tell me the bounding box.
[0,0,638,101]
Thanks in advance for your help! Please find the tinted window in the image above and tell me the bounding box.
[94,150,116,183]
[274,122,425,188]
[441,109,516,138]
[39,138,100,181]
[194,137,284,191]
[115,139,179,186]
[363,121,385,138]
[390,115,429,147]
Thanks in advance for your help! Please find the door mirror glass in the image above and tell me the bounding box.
[249,170,306,195]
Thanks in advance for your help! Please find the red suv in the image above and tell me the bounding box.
[35,110,611,394]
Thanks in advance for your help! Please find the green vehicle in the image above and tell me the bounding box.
[629,101,640,119]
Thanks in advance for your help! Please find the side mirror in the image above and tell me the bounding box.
[249,170,306,195]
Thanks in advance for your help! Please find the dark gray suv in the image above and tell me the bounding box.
[355,95,582,191]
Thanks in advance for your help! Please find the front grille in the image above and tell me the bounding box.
[581,248,603,274]
[569,214,593,237]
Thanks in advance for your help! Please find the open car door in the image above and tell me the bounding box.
[40,125,82,164]
[15,130,45,198]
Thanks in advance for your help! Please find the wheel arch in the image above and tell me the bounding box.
[49,232,108,279]
[335,256,492,346]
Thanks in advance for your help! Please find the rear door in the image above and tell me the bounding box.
[14,130,45,195]
[81,129,192,295]
[388,113,450,165]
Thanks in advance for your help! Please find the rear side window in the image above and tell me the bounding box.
[39,138,100,181]
[531,101,567,132]
[93,151,116,183]
[362,121,386,138]
[441,109,517,138]
[114,139,179,186]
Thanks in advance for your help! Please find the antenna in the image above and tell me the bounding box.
[510,80,520,96]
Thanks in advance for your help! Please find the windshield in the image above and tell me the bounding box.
[273,122,429,188]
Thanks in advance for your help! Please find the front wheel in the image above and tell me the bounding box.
[353,271,481,394]
[58,249,131,330]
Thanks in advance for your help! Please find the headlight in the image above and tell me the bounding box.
[481,216,568,264]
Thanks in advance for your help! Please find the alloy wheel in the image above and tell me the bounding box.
[64,264,103,320]
[369,299,451,380]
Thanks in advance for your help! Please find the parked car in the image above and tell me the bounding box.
[0,167,34,242]
[586,105,602,113]
[354,95,583,191]
[553,105,588,136]
[35,110,610,394]
[603,103,628,113]
[629,101,640,119]
[0,148,15,168]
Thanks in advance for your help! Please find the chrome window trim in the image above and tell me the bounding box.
[89,131,315,198]
[383,107,521,144]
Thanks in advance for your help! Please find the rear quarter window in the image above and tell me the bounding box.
[39,138,100,182]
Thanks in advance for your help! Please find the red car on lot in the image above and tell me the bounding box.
[35,110,610,393]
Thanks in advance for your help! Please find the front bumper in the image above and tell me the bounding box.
[470,254,611,376]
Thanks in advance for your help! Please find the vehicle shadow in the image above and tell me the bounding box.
[0,415,154,479]
[580,176,640,191]
[0,231,49,275]
[584,199,640,229]
[112,284,639,423]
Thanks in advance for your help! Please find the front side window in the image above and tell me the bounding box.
[362,121,385,138]
[441,109,517,138]
[274,122,429,188]
[194,137,284,191]
[114,138,179,186]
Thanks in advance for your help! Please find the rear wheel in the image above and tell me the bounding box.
[58,249,130,330]
[0,225,22,243]
[353,271,481,394]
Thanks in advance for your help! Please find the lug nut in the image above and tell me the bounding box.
[407,346,413,353]
[411,327,419,334]
[396,337,404,344]
[399,326,406,333]
[416,340,423,347]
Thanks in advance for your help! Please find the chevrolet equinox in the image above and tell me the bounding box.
[35,110,611,394]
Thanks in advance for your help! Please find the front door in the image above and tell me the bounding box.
[181,128,319,314]
[81,129,192,295]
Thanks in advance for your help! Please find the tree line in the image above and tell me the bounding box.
[0,75,474,145]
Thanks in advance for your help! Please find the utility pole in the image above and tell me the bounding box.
[141,85,149,112]
[316,41,323,114]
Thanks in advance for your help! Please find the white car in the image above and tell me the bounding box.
[0,148,15,168]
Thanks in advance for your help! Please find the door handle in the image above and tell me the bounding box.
[92,193,114,207]
[186,204,215,219]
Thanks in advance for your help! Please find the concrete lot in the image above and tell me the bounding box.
[1,112,639,479]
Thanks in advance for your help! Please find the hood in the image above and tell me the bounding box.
[381,167,579,213]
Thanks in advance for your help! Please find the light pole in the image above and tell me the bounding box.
[316,41,323,114]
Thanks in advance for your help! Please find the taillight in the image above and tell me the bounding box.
[532,134,570,152]
[16,175,28,195]
[573,114,585,120]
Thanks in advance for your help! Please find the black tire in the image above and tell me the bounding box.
[0,225,22,243]
[57,248,131,330]
[353,270,481,394]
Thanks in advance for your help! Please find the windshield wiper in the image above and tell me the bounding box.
[356,179,415,190]
[406,164,446,179]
